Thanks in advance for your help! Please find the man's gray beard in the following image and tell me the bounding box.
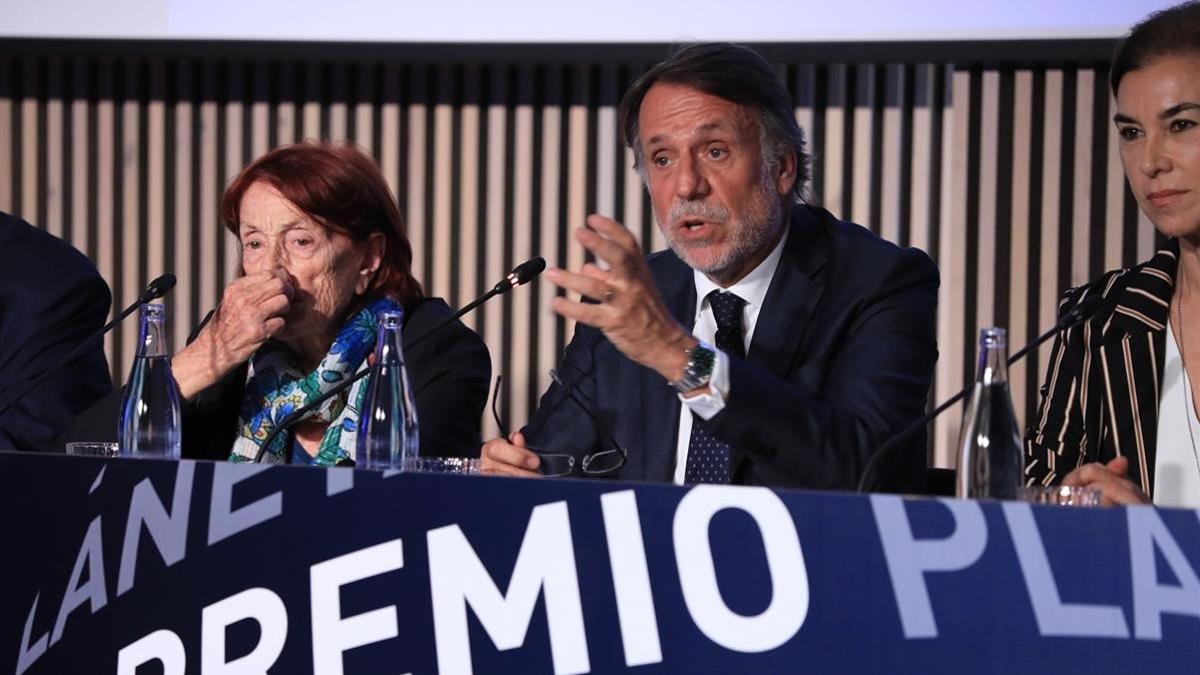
[660,179,783,282]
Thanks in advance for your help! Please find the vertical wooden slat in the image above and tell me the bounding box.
[118,63,140,378]
[1009,70,1033,427]
[223,64,244,286]
[147,62,167,290]
[623,148,648,246]
[934,68,971,468]
[822,64,847,216]
[354,64,374,154]
[1070,68,1095,288]
[198,64,220,317]
[405,85,428,284]
[69,60,89,255]
[595,72,618,224]
[379,66,402,206]
[975,70,999,332]
[1104,90,1125,271]
[565,67,590,340]
[251,62,270,158]
[20,61,38,225]
[302,63,321,141]
[1036,70,1065,391]
[173,62,194,353]
[96,62,116,376]
[879,64,903,244]
[538,84,563,422]
[511,87,535,427]
[793,64,815,201]
[851,64,874,225]
[328,64,348,142]
[0,60,12,214]
[482,68,509,428]
[45,61,63,238]
[457,70,481,314]
[275,64,297,147]
[432,77,454,299]
[932,64,954,466]
[908,64,933,255]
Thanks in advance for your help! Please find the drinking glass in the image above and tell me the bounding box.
[65,442,120,458]
[1019,485,1101,507]
[410,456,482,474]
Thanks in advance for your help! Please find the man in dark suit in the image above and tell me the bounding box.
[0,211,112,452]
[482,43,938,490]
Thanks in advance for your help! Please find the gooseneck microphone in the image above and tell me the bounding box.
[0,273,177,419]
[254,257,546,463]
[138,273,177,304]
[855,292,1107,493]
[497,256,546,293]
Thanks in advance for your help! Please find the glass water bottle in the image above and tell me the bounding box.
[956,327,1023,500]
[119,302,182,459]
[356,310,420,470]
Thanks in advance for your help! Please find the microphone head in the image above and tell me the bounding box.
[492,257,547,295]
[513,257,546,286]
[1059,292,1106,328]
[138,273,177,303]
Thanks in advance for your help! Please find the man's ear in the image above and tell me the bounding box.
[774,149,798,197]
[356,232,386,295]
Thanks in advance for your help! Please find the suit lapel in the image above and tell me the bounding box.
[1097,243,1176,493]
[746,205,828,377]
[730,206,827,477]
[1098,330,1166,495]
[638,256,696,481]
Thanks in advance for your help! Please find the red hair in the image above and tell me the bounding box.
[220,142,423,306]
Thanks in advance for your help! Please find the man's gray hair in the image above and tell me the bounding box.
[618,42,811,203]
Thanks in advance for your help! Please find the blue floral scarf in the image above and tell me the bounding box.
[229,297,402,466]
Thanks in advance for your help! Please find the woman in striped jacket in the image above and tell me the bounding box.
[1025,1,1200,508]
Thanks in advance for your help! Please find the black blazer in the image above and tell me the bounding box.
[524,204,940,491]
[61,296,491,461]
[1025,242,1178,495]
[0,212,112,452]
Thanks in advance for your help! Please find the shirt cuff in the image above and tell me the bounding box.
[679,349,730,420]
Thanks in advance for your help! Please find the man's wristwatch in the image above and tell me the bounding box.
[670,340,717,393]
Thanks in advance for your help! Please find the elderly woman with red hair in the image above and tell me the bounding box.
[67,142,490,465]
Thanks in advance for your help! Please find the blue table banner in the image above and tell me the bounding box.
[1,452,1198,674]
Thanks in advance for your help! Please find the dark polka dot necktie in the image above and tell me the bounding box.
[683,290,746,484]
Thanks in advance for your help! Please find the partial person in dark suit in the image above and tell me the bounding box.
[481,43,939,490]
[0,212,112,452]
[64,143,490,463]
[1025,1,1200,508]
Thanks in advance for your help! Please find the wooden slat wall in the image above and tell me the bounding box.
[0,45,1151,467]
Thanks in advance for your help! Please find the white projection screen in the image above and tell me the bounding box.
[1,0,1181,42]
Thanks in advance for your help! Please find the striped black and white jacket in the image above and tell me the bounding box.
[1025,241,1179,494]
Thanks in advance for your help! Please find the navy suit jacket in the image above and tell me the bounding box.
[524,204,939,491]
[0,212,112,452]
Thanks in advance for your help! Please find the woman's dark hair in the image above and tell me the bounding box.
[221,142,422,305]
[1111,1,1200,96]
[617,42,810,203]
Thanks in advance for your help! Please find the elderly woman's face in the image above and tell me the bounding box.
[238,181,380,349]
[1115,54,1200,241]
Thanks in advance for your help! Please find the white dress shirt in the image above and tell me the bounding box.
[672,228,789,485]
[1153,317,1200,509]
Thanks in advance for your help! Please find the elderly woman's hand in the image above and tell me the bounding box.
[172,269,294,400]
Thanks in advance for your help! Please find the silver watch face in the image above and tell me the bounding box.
[672,341,715,392]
